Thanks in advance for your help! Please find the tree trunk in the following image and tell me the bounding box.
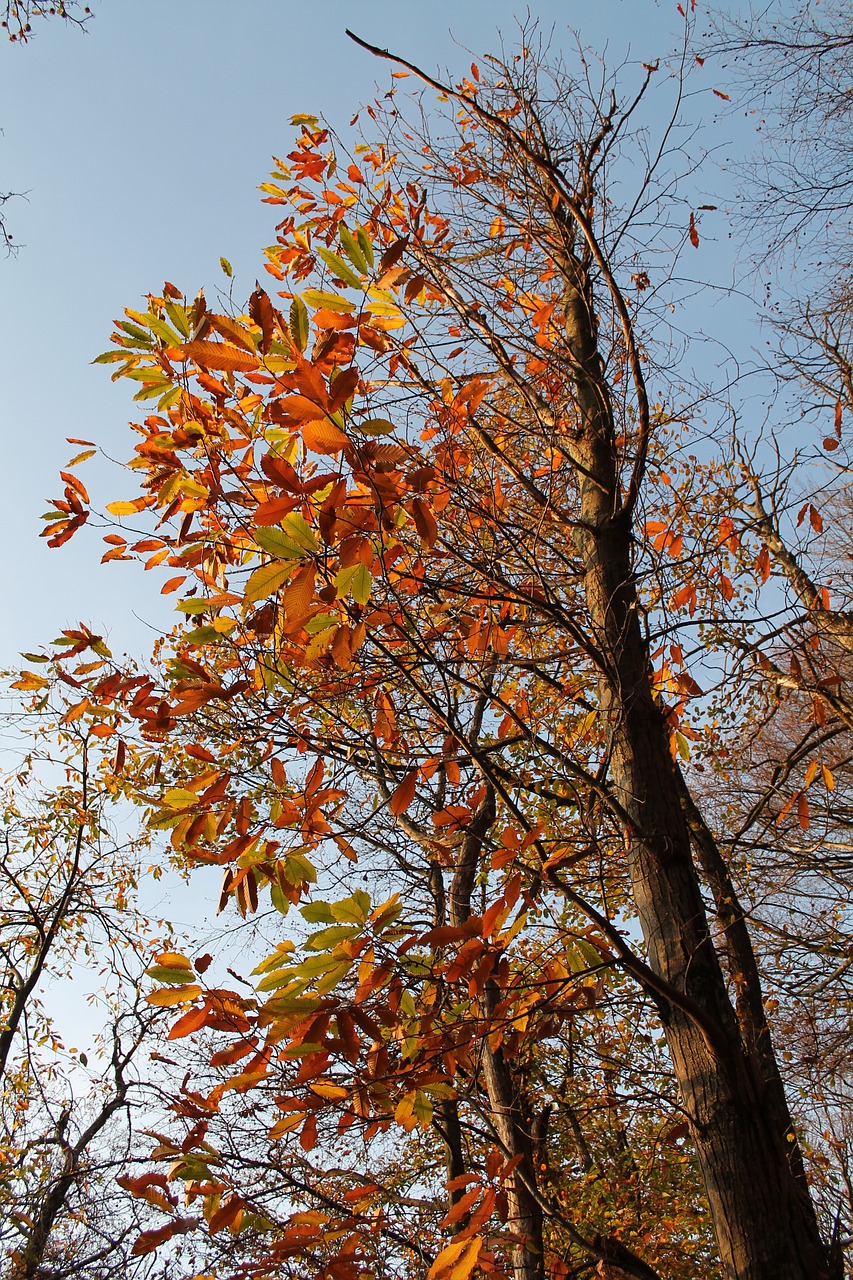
[562,254,834,1280]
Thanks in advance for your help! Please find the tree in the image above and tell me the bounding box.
[39,27,852,1280]
[0,670,178,1279]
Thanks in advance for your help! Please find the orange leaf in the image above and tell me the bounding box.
[329,366,359,413]
[797,792,810,830]
[302,418,349,454]
[276,393,329,422]
[756,546,771,583]
[182,340,258,371]
[412,498,438,546]
[688,213,699,248]
[390,769,418,815]
[283,566,316,620]
[167,1004,209,1040]
[209,1195,244,1234]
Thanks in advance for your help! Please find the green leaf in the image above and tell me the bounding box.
[412,1090,433,1127]
[145,314,185,347]
[184,625,227,645]
[354,418,396,436]
[254,515,317,560]
[300,900,337,924]
[356,226,375,268]
[334,562,372,604]
[283,852,317,885]
[220,257,233,277]
[331,889,371,926]
[245,561,291,604]
[176,599,210,615]
[290,297,309,352]
[118,319,156,343]
[270,880,291,916]
[317,246,364,291]
[255,528,303,561]
[302,289,355,314]
[164,299,191,337]
[350,563,372,606]
[145,965,198,985]
[304,924,360,952]
[339,225,367,274]
[280,512,319,552]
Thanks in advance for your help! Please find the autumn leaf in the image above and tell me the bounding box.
[181,340,258,371]
[390,769,418,815]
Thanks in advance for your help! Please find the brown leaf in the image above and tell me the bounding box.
[249,287,276,354]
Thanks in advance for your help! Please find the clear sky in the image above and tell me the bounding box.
[0,0,754,668]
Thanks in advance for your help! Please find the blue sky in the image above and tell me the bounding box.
[0,0,749,667]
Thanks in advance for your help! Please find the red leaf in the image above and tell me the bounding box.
[809,504,823,533]
[713,88,731,101]
[412,498,438,547]
[131,1217,198,1257]
[688,213,699,249]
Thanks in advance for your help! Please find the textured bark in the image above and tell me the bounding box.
[561,248,834,1280]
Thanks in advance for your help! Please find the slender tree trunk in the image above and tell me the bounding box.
[562,255,834,1280]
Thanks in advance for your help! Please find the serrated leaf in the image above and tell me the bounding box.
[318,246,364,290]
[354,418,396,436]
[303,289,355,314]
[304,924,360,951]
[290,298,309,352]
[339,225,367,273]
[356,226,375,267]
[181,341,257,372]
[245,561,291,604]
[350,563,372,605]
[300,901,337,924]
[146,985,202,1006]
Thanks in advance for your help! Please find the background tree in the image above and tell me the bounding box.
[0,670,185,1280]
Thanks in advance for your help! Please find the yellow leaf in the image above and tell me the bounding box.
[11,671,49,692]
[427,1237,471,1280]
[245,561,291,604]
[146,985,202,1007]
[106,500,144,516]
[448,1238,482,1280]
[309,1081,348,1101]
[154,951,193,969]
